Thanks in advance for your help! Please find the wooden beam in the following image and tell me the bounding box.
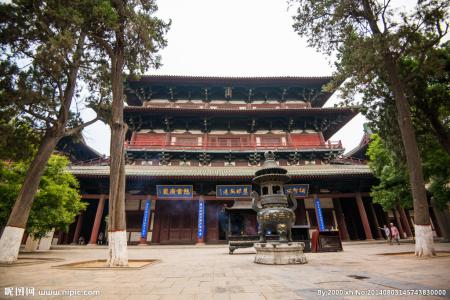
[81,193,371,201]
[81,194,107,199]
[81,194,152,201]
[295,192,370,199]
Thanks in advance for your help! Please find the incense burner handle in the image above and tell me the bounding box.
[287,191,297,211]
[251,191,262,212]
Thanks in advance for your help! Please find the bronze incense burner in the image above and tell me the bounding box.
[251,151,297,243]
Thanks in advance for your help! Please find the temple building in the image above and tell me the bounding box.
[59,76,419,245]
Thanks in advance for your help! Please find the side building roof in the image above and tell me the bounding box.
[56,136,102,163]
[344,125,373,161]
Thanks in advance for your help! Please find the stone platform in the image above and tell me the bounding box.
[254,242,307,265]
[1,243,449,299]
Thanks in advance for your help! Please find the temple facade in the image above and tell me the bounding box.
[59,76,420,245]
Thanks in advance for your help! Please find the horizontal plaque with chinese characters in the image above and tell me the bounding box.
[216,185,252,198]
[157,185,193,198]
[284,184,309,196]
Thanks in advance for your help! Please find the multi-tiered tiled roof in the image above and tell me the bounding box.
[72,75,371,179]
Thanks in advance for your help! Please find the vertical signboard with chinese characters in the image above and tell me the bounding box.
[156,185,193,198]
[216,185,252,198]
[314,197,326,231]
[197,198,205,242]
[141,199,151,239]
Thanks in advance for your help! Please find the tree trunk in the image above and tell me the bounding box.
[0,33,86,264]
[361,0,435,257]
[107,40,128,267]
[0,132,58,263]
[383,55,435,257]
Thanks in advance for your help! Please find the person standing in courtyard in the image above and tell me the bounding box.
[379,224,392,244]
[97,232,104,245]
[390,223,400,245]
[78,236,85,245]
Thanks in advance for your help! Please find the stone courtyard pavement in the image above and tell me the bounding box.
[0,241,449,300]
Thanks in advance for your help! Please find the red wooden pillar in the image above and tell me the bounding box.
[332,198,350,241]
[399,207,413,237]
[89,195,106,245]
[370,203,383,239]
[57,231,64,245]
[404,210,414,231]
[71,213,84,244]
[355,192,373,240]
[393,209,406,238]
[63,232,70,244]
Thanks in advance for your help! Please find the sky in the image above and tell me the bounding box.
[82,0,369,155]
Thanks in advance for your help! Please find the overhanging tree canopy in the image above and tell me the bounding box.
[0,0,108,264]
[291,0,449,257]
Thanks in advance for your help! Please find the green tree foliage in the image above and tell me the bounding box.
[367,134,411,210]
[0,118,38,161]
[0,1,104,134]
[368,132,450,211]
[419,132,450,209]
[403,42,450,155]
[0,61,39,161]
[0,155,86,239]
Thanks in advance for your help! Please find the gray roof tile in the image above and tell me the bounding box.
[69,164,372,178]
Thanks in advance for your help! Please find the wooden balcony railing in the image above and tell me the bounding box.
[71,141,344,166]
[126,140,343,151]
[141,102,311,110]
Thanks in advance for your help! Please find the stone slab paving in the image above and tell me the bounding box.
[0,242,449,300]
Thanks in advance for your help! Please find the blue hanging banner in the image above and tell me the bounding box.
[284,184,309,196]
[216,185,252,198]
[315,198,326,231]
[141,199,151,238]
[197,199,205,239]
[157,185,193,198]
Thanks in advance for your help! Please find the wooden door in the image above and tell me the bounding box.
[169,201,195,242]
[244,212,258,235]
[206,203,219,242]
[157,201,196,244]
[158,202,170,243]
